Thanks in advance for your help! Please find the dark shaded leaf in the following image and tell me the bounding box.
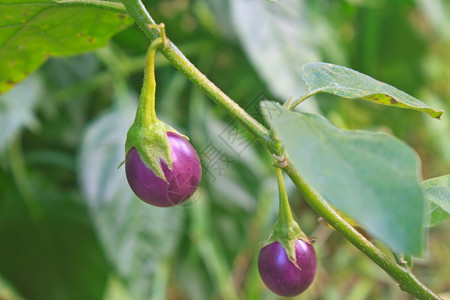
[0,189,109,300]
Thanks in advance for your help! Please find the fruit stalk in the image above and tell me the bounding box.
[124,29,202,207]
[275,167,294,225]
[124,35,174,180]
[134,37,163,127]
[264,167,311,267]
[257,167,317,297]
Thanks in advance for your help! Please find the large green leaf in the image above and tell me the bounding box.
[300,62,444,119]
[424,175,450,226]
[261,101,425,255]
[0,0,132,94]
[78,104,184,299]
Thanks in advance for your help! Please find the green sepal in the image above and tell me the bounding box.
[260,218,315,269]
[124,119,174,182]
[119,118,187,179]
[164,123,189,141]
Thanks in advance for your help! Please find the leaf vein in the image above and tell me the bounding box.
[0,5,54,52]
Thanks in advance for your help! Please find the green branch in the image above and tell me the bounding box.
[120,0,278,155]
[119,0,442,298]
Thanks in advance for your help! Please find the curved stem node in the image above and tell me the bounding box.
[274,154,289,169]
[147,23,167,48]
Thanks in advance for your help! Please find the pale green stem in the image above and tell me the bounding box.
[285,91,319,110]
[275,167,294,225]
[134,37,163,127]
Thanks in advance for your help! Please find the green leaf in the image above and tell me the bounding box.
[78,104,184,299]
[261,101,425,255]
[424,175,450,226]
[0,0,133,94]
[300,62,444,119]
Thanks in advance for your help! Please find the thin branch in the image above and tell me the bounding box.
[120,0,279,155]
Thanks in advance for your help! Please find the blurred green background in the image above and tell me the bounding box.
[1,0,449,299]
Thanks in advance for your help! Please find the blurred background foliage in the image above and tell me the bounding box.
[1,0,450,299]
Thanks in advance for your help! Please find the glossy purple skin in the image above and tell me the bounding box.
[125,132,202,207]
[258,239,317,297]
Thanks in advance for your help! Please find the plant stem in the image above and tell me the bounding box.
[120,0,442,298]
[120,0,279,155]
[162,45,277,152]
[285,91,319,110]
[275,167,294,225]
[134,37,163,127]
